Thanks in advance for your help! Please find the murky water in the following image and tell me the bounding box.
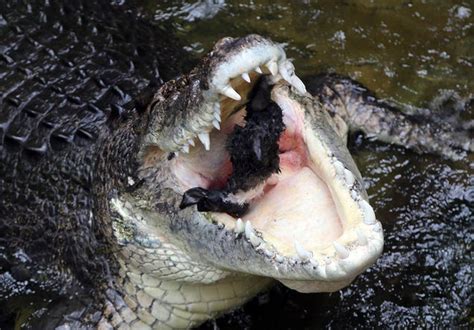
[147,1,473,328]
[1,0,472,328]
[153,0,473,107]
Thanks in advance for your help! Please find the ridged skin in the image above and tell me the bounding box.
[305,73,472,159]
[0,0,185,326]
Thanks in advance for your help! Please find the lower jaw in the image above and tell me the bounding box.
[278,276,356,293]
[240,165,344,256]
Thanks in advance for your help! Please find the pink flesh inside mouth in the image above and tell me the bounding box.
[239,104,343,253]
[173,91,344,255]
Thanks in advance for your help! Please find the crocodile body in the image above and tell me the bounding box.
[0,1,471,329]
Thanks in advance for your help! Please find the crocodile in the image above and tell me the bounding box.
[0,2,472,329]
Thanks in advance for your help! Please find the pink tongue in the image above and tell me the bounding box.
[243,166,343,253]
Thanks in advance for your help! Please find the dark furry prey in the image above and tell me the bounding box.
[226,77,285,192]
[180,78,285,216]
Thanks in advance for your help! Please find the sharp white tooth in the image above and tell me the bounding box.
[214,103,221,116]
[373,222,383,232]
[182,144,189,153]
[294,241,312,261]
[264,249,274,258]
[221,85,241,101]
[290,75,307,95]
[214,111,221,122]
[343,168,355,186]
[241,72,251,83]
[212,120,220,130]
[278,59,306,94]
[356,229,368,246]
[198,133,210,151]
[266,60,278,76]
[325,262,339,277]
[333,242,349,259]
[244,221,253,239]
[360,200,376,225]
[188,139,195,147]
[235,218,244,234]
[249,232,261,247]
[350,190,358,200]
[275,254,284,263]
[279,60,295,82]
[255,66,263,74]
[333,160,345,176]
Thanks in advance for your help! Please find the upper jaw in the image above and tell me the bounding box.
[205,34,307,103]
[140,34,307,154]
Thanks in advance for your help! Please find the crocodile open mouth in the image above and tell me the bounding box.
[160,35,383,292]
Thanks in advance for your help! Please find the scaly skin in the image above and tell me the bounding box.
[0,1,471,329]
[305,73,472,160]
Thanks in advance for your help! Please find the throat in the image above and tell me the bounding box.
[242,166,343,255]
[110,260,271,329]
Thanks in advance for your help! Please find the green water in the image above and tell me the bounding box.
[152,0,473,108]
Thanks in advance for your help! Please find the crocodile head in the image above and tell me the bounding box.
[107,35,383,324]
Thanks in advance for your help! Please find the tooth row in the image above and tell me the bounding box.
[332,159,377,227]
[177,99,224,154]
[217,58,307,107]
[235,219,279,254]
[178,56,308,155]
[231,217,375,268]
[182,58,306,154]
[234,219,352,264]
